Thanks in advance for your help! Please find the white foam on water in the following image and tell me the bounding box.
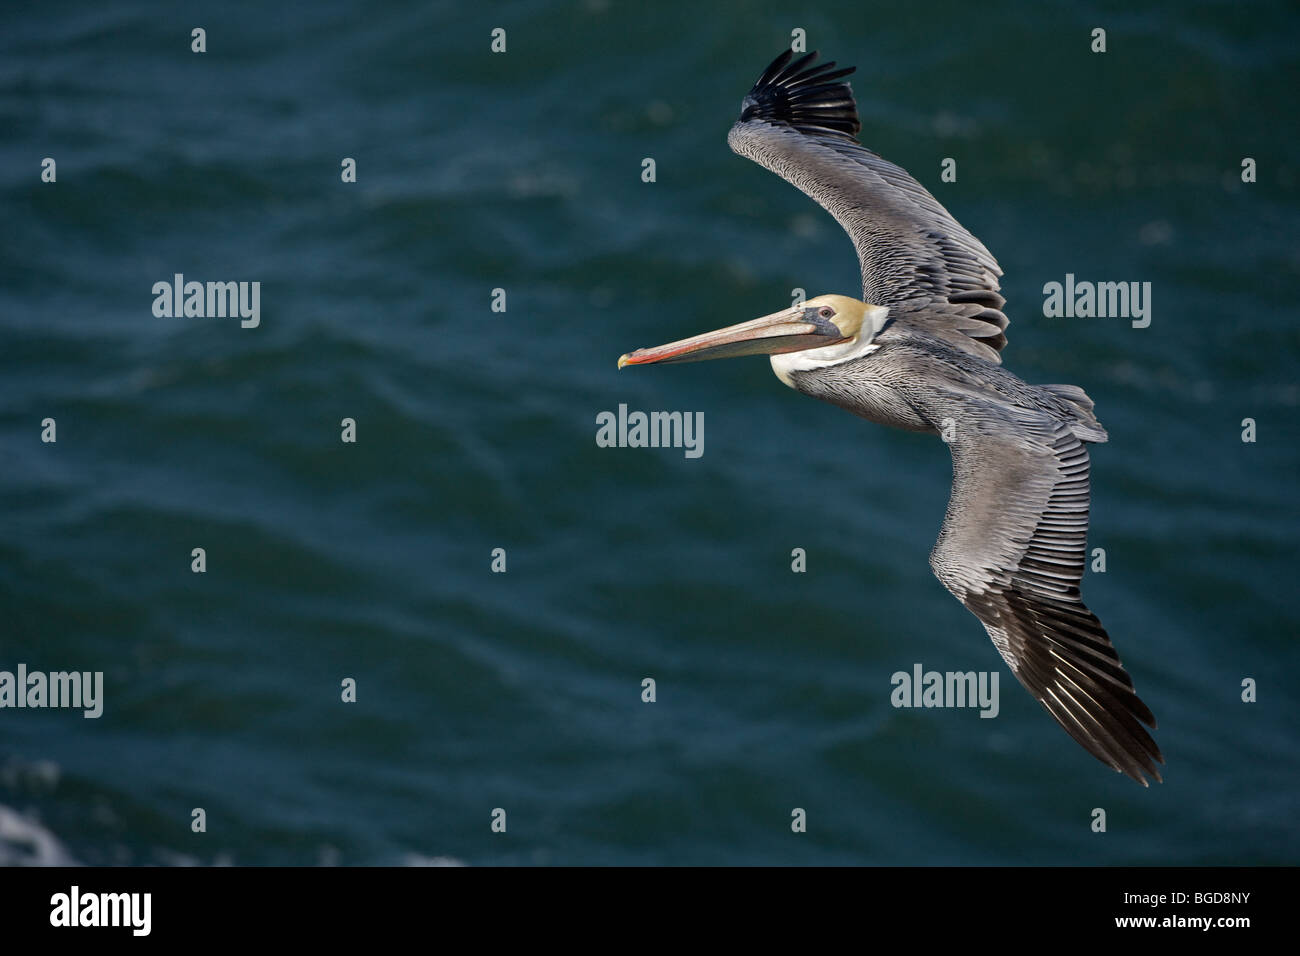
[400,853,468,867]
[0,803,80,866]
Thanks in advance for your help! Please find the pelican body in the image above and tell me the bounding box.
[619,50,1163,785]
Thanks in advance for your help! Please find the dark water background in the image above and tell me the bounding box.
[1,1,1297,865]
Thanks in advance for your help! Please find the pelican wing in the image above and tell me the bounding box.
[728,50,1009,363]
[929,404,1164,784]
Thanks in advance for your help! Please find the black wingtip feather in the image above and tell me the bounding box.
[972,586,1165,786]
[739,49,861,142]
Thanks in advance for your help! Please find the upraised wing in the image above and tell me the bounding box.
[728,50,1009,363]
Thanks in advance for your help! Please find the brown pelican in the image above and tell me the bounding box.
[618,50,1164,785]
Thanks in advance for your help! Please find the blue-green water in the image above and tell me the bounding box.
[1,1,1297,865]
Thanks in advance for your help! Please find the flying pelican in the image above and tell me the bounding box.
[618,49,1163,785]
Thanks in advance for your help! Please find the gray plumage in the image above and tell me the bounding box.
[730,52,1009,363]
[731,51,1163,784]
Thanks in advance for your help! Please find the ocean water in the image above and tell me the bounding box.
[1,0,1297,865]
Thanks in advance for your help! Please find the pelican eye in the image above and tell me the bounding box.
[818,306,835,319]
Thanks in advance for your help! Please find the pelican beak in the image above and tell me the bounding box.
[618,305,848,368]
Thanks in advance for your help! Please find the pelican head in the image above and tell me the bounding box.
[618,294,889,387]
